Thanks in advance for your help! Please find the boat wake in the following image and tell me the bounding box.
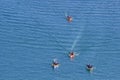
[70,32,81,51]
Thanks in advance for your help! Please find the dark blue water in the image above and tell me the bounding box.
[0,0,120,80]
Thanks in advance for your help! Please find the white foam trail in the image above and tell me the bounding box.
[70,25,85,51]
[71,32,81,51]
[75,53,80,56]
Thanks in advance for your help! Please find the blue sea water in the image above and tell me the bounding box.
[0,0,120,80]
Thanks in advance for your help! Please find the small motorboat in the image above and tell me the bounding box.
[67,16,72,22]
[86,64,94,71]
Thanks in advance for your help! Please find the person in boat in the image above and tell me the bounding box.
[87,64,93,68]
[53,61,59,65]
[52,59,59,69]
[52,59,59,66]
[86,64,93,71]
[67,16,72,22]
[69,52,75,58]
